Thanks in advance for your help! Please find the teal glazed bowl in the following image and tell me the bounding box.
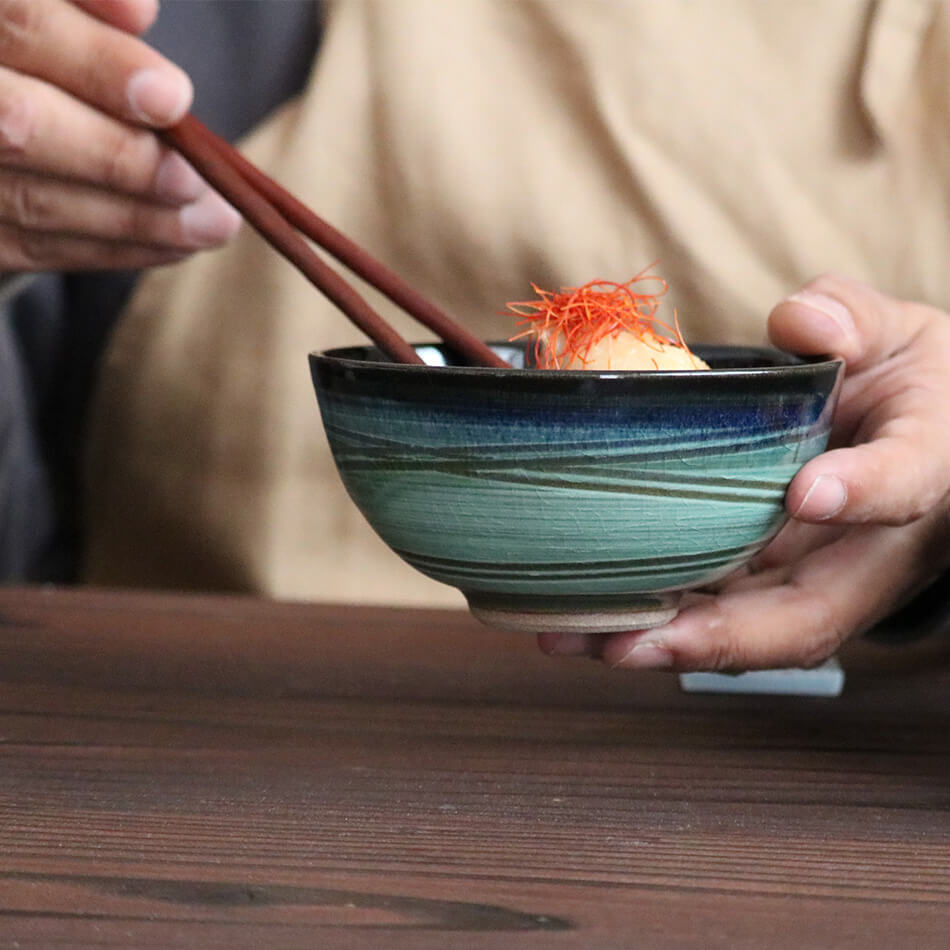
[309,344,843,633]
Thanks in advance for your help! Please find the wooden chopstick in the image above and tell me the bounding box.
[193,118,510,370]
[159,115,509,369]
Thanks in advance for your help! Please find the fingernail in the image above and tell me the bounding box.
[179,193,241,246]
[793,474,848,520]
[154,152,205,203]
[786,291,857,343]
[127,67,193,125]
[611,641,674,671]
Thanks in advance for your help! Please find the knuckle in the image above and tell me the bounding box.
[0,85,34,157]
[797,633,840,669]
[902,495,934,525]
[906,475,947,522]
[118,201,165,246]
[11,223,57,267]
[96,127,159,193]
[103,191,189,248]
[705,639,745,673]
[4,176,50,229]
[0,0,42,59]
[795,585,847,665]
[683,602,746,672]
[873,448,940,525]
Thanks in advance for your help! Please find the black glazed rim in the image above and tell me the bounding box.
[310,343,844,397]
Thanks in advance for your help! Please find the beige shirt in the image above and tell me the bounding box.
[84,0,950,605]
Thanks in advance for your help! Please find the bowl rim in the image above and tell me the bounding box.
[310,342,844,381]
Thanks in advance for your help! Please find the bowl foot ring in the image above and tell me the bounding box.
[467,595,681,635]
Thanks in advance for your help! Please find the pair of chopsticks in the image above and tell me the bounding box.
[158,115,509,369]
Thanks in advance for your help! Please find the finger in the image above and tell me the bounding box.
[747,521,846,573]
[768,272,929,372]
[0,171,240,260]
[698,522,842,595]
[0,223,193,270]
[718,523,847,595]
[0,66,202,201]
[787,353,950,524]
[770,274,950,525]
[605,585,844,672]
[0,0,192,126]
[72,0,159,35]
[788,437,949,527]
[603,516,945,672]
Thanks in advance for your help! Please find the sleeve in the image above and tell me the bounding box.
[0,287,56,581]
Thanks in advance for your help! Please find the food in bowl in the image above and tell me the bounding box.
[508,273,710,372]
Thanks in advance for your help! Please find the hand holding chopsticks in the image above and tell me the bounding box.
[159,115,509,369]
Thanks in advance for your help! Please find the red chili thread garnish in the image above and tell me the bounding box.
[507,269,701,369]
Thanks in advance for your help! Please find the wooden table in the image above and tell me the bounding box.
[0,585,948,948]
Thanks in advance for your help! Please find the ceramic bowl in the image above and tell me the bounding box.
[309,343,843,633]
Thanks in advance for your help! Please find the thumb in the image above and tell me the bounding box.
[767,272,929,372]
[769,274,950,525]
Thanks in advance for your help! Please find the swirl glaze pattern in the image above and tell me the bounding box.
[310,344,842,631]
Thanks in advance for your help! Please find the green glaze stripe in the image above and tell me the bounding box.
[339,460,787,494]
[393,541,758,575]
[396,553,746,583]
[343,469,786,504]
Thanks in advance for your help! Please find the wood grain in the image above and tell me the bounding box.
[0,585,948,948]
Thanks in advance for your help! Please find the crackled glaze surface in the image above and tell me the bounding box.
[310,344,842,631]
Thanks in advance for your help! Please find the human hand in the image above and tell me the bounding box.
[0,0,239,273]
[538,274,950,671]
